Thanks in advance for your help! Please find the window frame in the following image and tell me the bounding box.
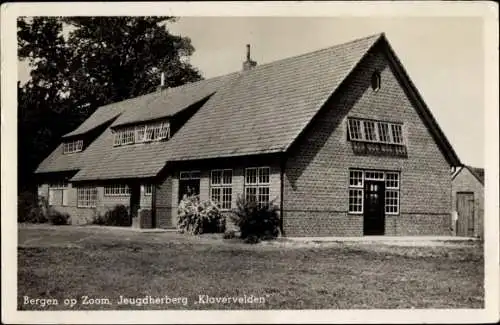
[77,186,98,208]
[113,120,171,147]
[63,140,84,154]
[244,167,271,208]
[347,118,404,145]
[104,184,131,197]
[348,169,400,215]
[144,184,153,196]
[210,169,233,210]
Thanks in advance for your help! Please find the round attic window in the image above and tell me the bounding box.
[371,71,381,91]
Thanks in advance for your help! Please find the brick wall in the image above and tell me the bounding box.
[452,168,484,238]
[155,157,281,229]
[283,45,452,237]
[40,181,152,226]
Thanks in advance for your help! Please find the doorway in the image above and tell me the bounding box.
[456,192,475,237]
[363,180,385,235]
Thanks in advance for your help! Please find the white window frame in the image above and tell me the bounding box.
[77,186,98,208]
[348,169,400,215]
[244,167,270,208]
[144,184,153,196]
[210,169,233,210]
[347,118,404,145]
[104,184,131,196]
[63,140,83,154]
[48,182,69,206]
[114,121,171,147]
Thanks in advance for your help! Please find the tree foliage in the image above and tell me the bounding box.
[17,16,202,192]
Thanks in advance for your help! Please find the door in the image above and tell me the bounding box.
[456,192,475,237]
[129,185,140,226]
[363,180,385,235]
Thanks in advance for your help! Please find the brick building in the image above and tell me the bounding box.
[452,166,484,238]
[35,33,462,236]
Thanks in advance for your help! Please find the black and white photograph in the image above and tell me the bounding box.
[1,1,499,324]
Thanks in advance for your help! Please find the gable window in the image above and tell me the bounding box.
[348,170,400,215]
[347,118,404,145]
[210,169,232,209]
[113,120,170,147]
[104,184,131,196]
[144,184,153,196]
[371,71,381,91]
[245,167,270,208]
[363,121,377,141]
[77,186,98,208]
[63,140,83,154]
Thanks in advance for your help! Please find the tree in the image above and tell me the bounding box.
[17,16,203,193]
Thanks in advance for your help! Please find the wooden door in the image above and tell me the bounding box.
[456,192,475,237]
[363,180,385,235]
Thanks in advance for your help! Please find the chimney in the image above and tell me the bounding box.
[242,44,257,71]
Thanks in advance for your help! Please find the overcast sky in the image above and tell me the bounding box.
[18,16,485,167]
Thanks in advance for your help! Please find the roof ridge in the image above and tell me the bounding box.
[243,32,384,72]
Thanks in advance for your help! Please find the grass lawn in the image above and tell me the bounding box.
[17,224,484,310]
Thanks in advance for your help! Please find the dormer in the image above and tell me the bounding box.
[112,118,171,147]
[62,139,84,154]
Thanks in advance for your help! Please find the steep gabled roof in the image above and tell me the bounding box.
[163,33,383,161]
[50,32,461,181]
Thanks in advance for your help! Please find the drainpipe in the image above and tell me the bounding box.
[151,182,157,228]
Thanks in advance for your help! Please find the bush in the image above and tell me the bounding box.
[230,195,280,242]
[101,205,131,227]
[47,208,70,225]
[223,230,237,240]
[177,195,226,235]
[18,190,37,223]
[23,196,49,224]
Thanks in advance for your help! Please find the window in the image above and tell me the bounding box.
[348,170,400,215]
[210,169,232,209]
[63,140,83,154]
[48,182,69,206]
[144,184,153,196]
[371,71,381,91]
[113,120,170,147]
[391,124,403,144]
[245,167,270,208]
[347,119,363,141]
[347,118,404,145]
[363,121,377,141]
[104,184,130,196]
[77,186,98,208]
[378,122,391,143]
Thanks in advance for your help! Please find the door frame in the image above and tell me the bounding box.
[363,180,386,236]
[456,191,475,237]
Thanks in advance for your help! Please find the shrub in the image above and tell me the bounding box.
[230,195,280,242]
[103,205,131,227]
[47,209,70,225]
[18,190,37,223]
[23,196,49,224]
[177,195,226,235]
[223,230,237,240]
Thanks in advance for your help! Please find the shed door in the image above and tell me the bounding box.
[456,192,475,237]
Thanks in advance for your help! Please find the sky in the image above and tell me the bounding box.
[17,16,485,167]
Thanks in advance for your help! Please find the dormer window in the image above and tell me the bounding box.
[113,120,170,147]
[63,140,83,154]
[371,71,381,91]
